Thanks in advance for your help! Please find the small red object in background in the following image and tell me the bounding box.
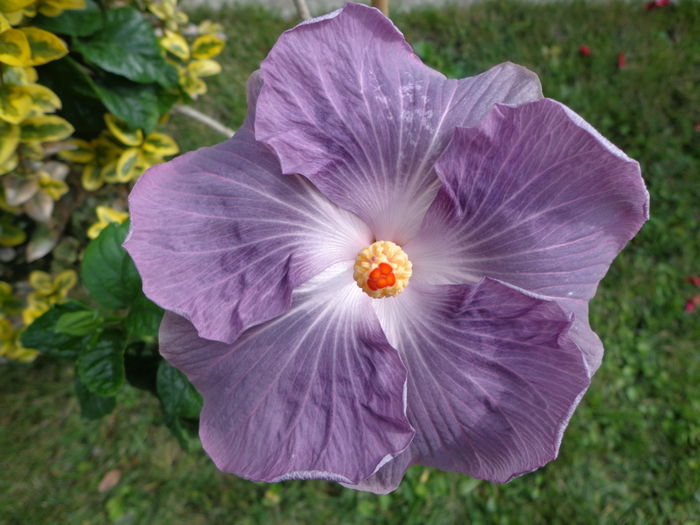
[685,296,700,313]
[646,0,670,9]
[579,45,592,57]
[684,277,700,312]
[617,52,626,69]
[694,122,700,132]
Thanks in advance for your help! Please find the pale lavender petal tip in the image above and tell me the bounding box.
[255,2,542,241]
[159,265,414,484]
[372,278,590,485]
[409,97,648,372]
[124,121,370,345]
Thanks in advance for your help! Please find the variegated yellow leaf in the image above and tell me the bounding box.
[2,337,38,363]
[142,131,179,157]
[18,27,67,66]
[54,269,77,296]
[96,205,128,225]
[81,163,102,191]
[93,133,122,163]
[179,70,206,98]
[115,147,143,182]
[174,10,187,25]
[20,115,74,142]
[0,28,31,67]
[147,2,170,20]
[0,85,32,124]
[197,20,223,35]
[37,3,62,16]
[160,29,189,61]
[37,170,68,200]
[135,154,158,174]
[4,10,22,25]
[29,270,53,293]
[188,58,221,78]
[104,113,143,147]
[191,34,224,60]
[21,140,43,159]
[0,220,25,246]
[58,138,94,163]
[0,151,17,174]
[19,84,61,115]
[1,65,37,85]
[101,160,121,183]
[0,13,9,32]
[86,221,103,239]
[0,120,19,164]
[22,293,50,325]
[0,0,34,12]
[41,0,86,10]
[20,2,35,17]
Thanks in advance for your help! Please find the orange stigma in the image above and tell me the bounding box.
[353,241,412,298]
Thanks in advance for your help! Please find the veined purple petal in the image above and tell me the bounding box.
[408,99,649,372]
[124,79,371,344]
[355,278,590,490]
[159,264,414,483]
[255,3,542,242]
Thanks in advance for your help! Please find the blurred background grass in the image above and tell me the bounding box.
[1,1,699,523]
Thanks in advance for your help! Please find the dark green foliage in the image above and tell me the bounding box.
[125,294,163,339]
[37,5,179,134]
[55,309,103,336]
[20,300,95,360]
[77,328,126,397]
[75,375,116,419]
[92,74,162,134]
[38,57,106,137]
[157,361,203,451]
[80,222,140,310]
[72,8,178,88]
[34,0,102,37]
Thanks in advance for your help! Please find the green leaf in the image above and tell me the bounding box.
[126,293,163,339]
[75,376,115,419]
[93,75,160,133]
[157,360,202,420]
[20,300,95,360]
[77,328,126,396]
[81,221,141,310]
[38,57,106,137]
[124,350,159,393]
[55,309,103,336]
[164,415,200,452]
[73,7,178,87]
[19,115,74,142]
[157,360,202,451]
[34,0,102,37]
[155,87,179,118]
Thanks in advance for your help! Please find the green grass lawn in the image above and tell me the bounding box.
[2,1,699,523]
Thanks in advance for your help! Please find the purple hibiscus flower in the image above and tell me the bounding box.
[124,3,648,493]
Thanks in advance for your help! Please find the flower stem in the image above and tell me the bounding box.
[372,0,389,16]
[292,0,311,20]
[172,105,235,138]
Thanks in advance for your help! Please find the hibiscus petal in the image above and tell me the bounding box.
[124,78,371,344]
[159,264,414,483]
[255,3,542,242]
[408,99,649,372]
[362,278,590,489]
